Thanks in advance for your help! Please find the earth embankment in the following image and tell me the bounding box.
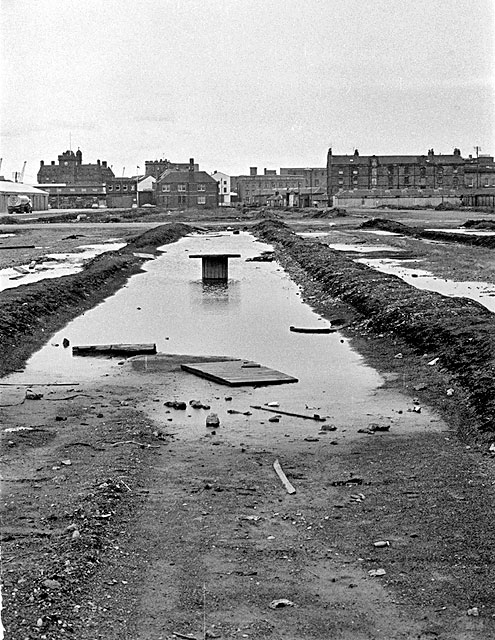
[360,217,495,248]
[0,223,191,376]
[254,219,495,434]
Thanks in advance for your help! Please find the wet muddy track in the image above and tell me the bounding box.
[0,224,192,377]
[254,220,495,435]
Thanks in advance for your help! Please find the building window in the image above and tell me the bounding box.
[338,170,344,175]
[108,185,113,191]
[123,185,128,191]
[198,184,206,191]
[178,184,186,192]
[453,177,459,188]
[404,176,410,186]
[162,185,170,192]
[420,167,426,178]
[198,196,206,204]
[115,185,120,191]
[223,187,227,193]
[178,195,187,205]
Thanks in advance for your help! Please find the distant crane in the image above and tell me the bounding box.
[12,161,27,183]
[122,167,125,177]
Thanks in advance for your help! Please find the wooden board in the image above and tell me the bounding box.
[73,343,157,356]
[181,360,298,387]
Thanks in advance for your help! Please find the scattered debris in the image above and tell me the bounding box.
[268,416,280,423]
[273,459,296,494]
[489,443,495,455]
[332,478,363,487]
[62,337,70,348]
[321,423,337,431]
[189,400,211,410]
[467,607,479,617]
[269,598,295,609]
[246,251,274,262]
[164,401,187,410]
[427,357,440,366]
[206,413,220,428]
[266,401,280,407]
[358,423,390,434]
[227,409,252,415]
[304,436,319,442]
[25,389,43,400]
[446,388,454,396]
[373,541,390,548]
[368,568,386,577]
[394,353,403,359]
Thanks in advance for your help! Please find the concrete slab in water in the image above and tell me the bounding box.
[181,359,298,386]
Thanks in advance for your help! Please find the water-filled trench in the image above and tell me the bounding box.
[4,232,440,438]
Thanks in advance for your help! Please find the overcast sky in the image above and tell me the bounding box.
[1,0,494,183]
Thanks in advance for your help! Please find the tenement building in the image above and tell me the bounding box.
[326,147,495,208]
[327,148,465,196]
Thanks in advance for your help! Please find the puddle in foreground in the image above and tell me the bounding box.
[4,232,441,439]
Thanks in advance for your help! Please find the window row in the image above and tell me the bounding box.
[107,184,136,192]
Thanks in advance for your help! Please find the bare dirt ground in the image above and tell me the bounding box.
[2,207,495,639]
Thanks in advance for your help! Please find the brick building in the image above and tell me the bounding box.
[37,149,114,208]
[156,159,218,209]
[233,166,326,206]
[327,148,465,198]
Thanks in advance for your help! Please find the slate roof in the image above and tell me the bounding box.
[329,155,465,165]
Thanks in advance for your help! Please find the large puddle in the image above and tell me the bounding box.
[356,257,495,313]
[0,243,126,292]
[4,232,441,440]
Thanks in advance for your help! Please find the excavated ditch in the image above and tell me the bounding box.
[254,219,495,434]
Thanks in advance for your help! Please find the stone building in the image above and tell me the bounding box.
[155,159,218,209]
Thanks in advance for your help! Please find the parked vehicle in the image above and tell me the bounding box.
[7,195,32,213]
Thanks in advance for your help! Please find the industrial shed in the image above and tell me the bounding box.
[0,181,49,214]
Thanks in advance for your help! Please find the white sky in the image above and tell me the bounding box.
[1,0,494,182]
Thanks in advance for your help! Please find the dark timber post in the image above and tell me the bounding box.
[189,254,241,282]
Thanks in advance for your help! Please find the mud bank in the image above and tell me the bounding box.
[360,217,495,249]
[0,223,191,377]
[254,220,495,434]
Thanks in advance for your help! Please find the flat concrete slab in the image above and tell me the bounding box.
[180,359,298,387]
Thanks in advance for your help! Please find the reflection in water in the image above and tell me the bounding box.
[189,280,241,308]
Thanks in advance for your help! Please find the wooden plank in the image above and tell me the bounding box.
[73,343,157,356]
[273,459,296,494]
[188,254,241,259]
[289,326,335,334]
[251,405,326,422]
[0,244,36,250]
[181,360,298,387]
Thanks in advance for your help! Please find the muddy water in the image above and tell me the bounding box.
[5,232,442,440]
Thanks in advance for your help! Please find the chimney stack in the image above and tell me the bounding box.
[189,158,194,173]
[250,167,257,176]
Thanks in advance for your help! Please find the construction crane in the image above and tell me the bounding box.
[12,161,27,183]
